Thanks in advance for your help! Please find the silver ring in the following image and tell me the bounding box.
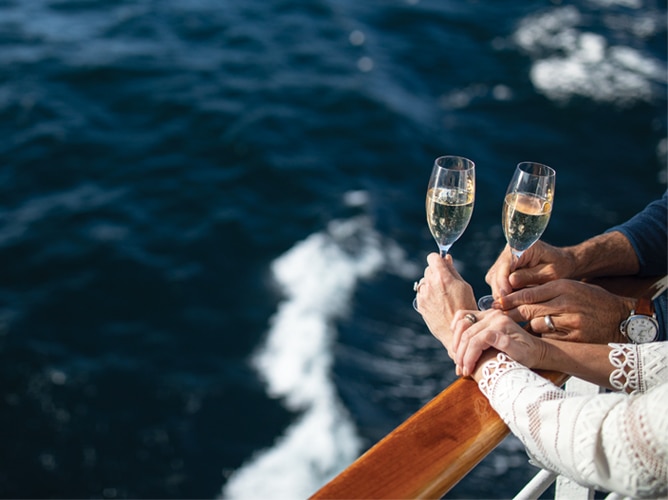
[413,281,419,292]
[464,313,477,324]
[544,314,556,332]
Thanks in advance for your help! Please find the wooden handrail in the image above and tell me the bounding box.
[311,370,566,499]
[310,275,665,500]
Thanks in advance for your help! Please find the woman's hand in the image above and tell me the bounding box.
[449,309,548,378]
[416,252,477,357]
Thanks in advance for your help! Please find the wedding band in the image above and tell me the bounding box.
[413,281,419,292]
[464,313,477,324]
[544,314,556,332]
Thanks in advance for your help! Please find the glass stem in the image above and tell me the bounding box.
[510,249,523,272]
[439,244,452,258]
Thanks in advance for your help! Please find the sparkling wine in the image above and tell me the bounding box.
[426,186,474,251]
[502,192,551,252]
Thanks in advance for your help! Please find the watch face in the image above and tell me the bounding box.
[626,316,659,343]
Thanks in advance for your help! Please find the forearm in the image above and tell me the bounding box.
[538,340,616,389]
[471,342,615,389]
[476,356,668,498]
[470,339,668,395]
[565,231,639,279]
[470,338,624,390]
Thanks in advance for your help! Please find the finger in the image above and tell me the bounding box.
[442,253,464,280]
[487,247,514,298]
[508,247,561,288]
[508,266,554,289]
[423,253,441,278]
[492,276,513,299]
[454,314,486,369]
[426,252,445,267]
[423,264,432,280]
[430,253,464,288]
[451,310,479,358]
[460,329,499,377]
[528,314,559,335]
[495,283,560,311]
[494,305,529,324]
[450,310,470,354]
[449,309,465,332]
[415,280,426,297]
[457,311,507,374]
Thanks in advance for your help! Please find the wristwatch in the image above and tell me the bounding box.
[619,297,659,344]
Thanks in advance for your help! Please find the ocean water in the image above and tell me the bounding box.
[0,0,665,498]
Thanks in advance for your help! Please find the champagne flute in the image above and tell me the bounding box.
[477,161,555,310]
[413,155,475,311]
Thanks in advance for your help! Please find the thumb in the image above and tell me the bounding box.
[509,267,544,289]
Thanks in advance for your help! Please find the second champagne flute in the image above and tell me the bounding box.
[478,161,555,310]
[413,155,475,310]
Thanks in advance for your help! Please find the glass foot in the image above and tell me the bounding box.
[477,294,494,311]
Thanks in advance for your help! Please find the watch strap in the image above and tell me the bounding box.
[635,297,655,316]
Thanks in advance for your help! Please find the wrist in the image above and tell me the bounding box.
[619,296,659,344]
[537,338,567,372]
[565,240,597,279]
[617,296,637,334]
[560,245,580,279]
[471,349,501,382]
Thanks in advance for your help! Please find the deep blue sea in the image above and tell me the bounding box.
[0,0,665,498]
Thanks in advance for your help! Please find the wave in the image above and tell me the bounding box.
[221,207,418,499]
[513,4,666,105]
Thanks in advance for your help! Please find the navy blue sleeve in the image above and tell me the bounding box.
[606,192,667,341]
[655,294,666,342]
[606,191,667,277]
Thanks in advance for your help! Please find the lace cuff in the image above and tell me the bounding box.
[609,343,640,394]
[608,342,668,394]
[478,353,525,398]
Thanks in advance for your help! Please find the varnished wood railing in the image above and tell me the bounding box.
[310,276,666,500]
[310,369,566,500]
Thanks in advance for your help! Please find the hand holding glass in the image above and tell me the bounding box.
[478,161,555,310]
[413,156,475,311]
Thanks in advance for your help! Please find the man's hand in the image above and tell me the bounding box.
[485,241,577,299]
[493,279,634,343]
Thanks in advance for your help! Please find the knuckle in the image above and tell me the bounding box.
[522,288,540,303]
[516,305,533,320]
[489,309,504,321]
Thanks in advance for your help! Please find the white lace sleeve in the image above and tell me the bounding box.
[479,353,668,498]
[608,342,668,394]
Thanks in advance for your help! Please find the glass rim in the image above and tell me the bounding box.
[517,161,555,177]
[434,155,475,170]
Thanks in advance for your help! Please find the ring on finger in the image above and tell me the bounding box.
[544,314,556,332]
[464,313,477,325]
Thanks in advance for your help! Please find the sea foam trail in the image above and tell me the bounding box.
[221,214,418,500]
[514,4,665,105]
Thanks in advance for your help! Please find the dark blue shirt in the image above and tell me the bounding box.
[607,191,667,341]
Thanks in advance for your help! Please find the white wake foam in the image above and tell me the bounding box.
[514,5,665,105]
[221,213,417,500]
